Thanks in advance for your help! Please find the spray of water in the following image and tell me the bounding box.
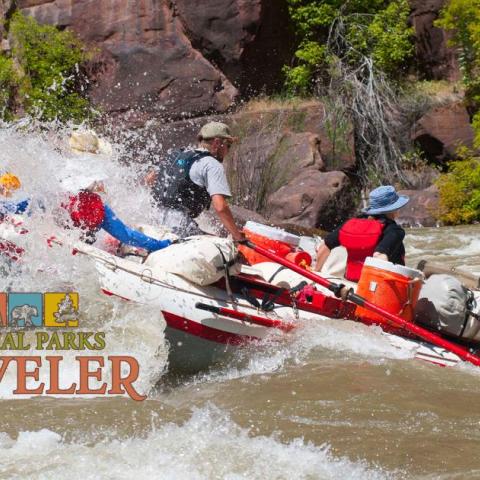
[0,122,168,398]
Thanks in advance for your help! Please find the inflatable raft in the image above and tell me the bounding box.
[62,223,479,373]
[9,220,478,373]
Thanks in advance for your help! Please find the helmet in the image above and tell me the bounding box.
[63,191,105,232]
[0,173,21,194]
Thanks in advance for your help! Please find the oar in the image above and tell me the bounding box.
[241,240,480,367]
[195,302,294,332]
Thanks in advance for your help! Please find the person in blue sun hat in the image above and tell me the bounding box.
[315,185,409,281]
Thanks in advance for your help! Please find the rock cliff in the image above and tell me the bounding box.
[18,0,295,125]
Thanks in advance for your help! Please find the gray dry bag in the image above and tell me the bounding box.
[415,274,480,342]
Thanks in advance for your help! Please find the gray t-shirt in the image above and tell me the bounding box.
[189,151,231,198]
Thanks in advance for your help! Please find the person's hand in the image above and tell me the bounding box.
[233,233,247,245]
[170,238,186,245]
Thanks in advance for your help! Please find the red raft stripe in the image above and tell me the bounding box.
[101,289,131,302]
[101,289,262,345]
[162,311,259,345]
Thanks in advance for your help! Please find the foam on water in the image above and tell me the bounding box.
[189,317,414,386]
[0,405,396,480]
[443,237,480,257]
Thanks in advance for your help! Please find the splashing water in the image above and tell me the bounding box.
[0,122,168,398]
[0,406,395,480]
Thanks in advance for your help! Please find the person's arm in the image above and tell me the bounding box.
[314,228,341,271]
[200,159,244,241]
[374,223,405,263]
[101,204,171,251]
[211,194,245,241]
[315,243,331,271]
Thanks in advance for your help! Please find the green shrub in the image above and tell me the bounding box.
[367,0,414,74]
[9,12,91,122]
[283,0,414,94]
[0,55,19,120]
[436,148,480,224]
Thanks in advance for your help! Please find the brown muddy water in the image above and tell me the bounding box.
[1,225,480,480]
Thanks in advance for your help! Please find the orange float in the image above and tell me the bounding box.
[239,230,292,265]
[237,221,311,266]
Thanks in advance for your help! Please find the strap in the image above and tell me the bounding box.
[460,289,477,338]
[181,150,212,176]
[268,265,286,283]
[214,243,236,302]
[241,287,261,309]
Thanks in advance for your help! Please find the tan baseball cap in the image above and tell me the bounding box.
[198,121,234,141]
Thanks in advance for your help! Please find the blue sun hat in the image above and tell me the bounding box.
[362,185,409,215]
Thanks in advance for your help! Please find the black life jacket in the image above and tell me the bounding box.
[154,149,212,218]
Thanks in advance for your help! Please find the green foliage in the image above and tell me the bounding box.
[436,0,480,82]
[7,12,91,122]
[436,147,480,225]
[473,112,480,148]
[437,0,480,146]
[0,56,19,120]
[284,0,414,93]
[366,0,414,73]
[283,42,328,94]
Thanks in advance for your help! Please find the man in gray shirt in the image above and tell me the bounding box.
[147,121,245,241]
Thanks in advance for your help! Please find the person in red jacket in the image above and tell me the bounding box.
[315,185,409,281]
[62,182,171,252]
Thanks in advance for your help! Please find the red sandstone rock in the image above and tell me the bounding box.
[413,101,475,164]
[17,0,294,125]
[18,0,239,122]
[266,170,354,230]
[398,185,440,227]
[409,0,459,81]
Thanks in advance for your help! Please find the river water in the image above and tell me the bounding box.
[1,125,480,479]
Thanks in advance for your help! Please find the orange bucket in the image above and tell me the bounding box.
[355,257,423,324]
[238,229,292,265]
